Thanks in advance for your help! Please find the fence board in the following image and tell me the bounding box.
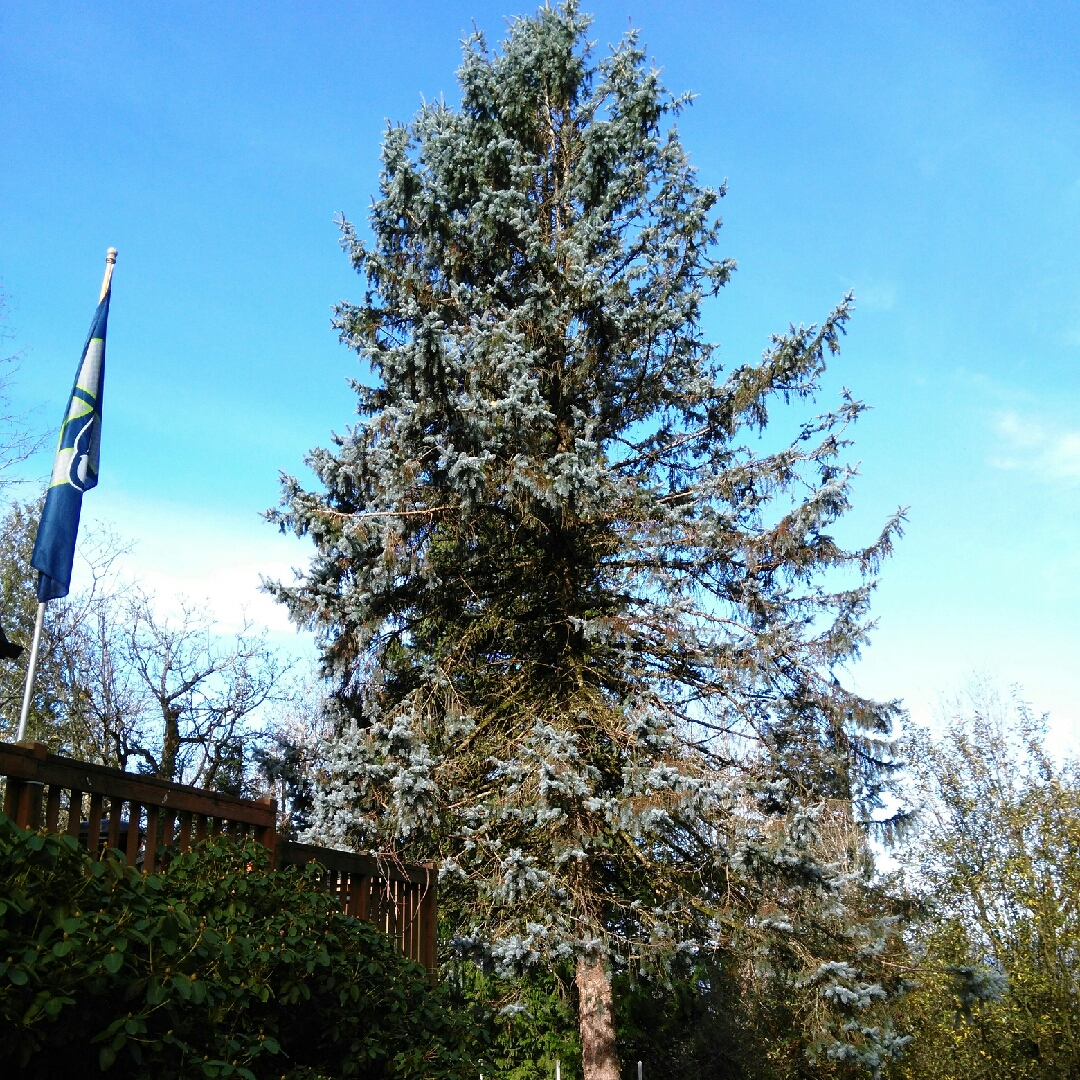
[178,811,192,853]
[107,797,122,852]
[162,809,174,853]
[67,790,83,837]
[144,806,159,873]
[126,803,142,866]
[45,785,61,833]
[86,793,103,859]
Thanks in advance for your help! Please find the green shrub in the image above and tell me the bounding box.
[0,812,476,1079]
[444,963,581,1080]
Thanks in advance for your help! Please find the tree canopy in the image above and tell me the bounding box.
[271,4,905,1075]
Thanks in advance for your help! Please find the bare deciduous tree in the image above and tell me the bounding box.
[0,285,47,497]
[82,590,289,790]
[2,499,288,790]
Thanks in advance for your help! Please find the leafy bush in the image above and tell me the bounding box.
[445,963,581,1080]
[0,812,476,1079]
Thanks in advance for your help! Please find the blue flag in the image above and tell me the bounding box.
[31,285,110,601]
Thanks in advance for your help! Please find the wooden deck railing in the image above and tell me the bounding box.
[0,741,437,974]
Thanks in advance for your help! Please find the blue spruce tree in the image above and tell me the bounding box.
[271,5,907,1075]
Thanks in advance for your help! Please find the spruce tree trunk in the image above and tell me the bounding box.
[576,955,620,1080]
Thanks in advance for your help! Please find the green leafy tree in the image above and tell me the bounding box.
[271,5,905,1075]
[450,965,582,1080]
[889,686,1080,1079]
[0,499,123,754]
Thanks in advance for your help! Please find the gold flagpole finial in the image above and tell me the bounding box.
[99,248,118,302]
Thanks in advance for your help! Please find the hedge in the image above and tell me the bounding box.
[0,811,477,1080]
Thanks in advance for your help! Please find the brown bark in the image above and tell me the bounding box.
[576,955,620,1080]
[160,703,181,782]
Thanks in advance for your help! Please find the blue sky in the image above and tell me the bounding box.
[2,1,1078,736]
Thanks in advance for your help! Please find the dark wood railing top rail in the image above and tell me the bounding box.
[0,741,437,974]
[0,741,275,828]
[277,841,434,887]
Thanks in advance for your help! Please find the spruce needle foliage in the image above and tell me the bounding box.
[270,3,906,1070]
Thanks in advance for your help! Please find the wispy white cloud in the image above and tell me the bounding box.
[80,489,315,656]
[991,411,1080,481]
[855,281,898,312]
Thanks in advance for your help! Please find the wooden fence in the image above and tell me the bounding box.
[0,741,437,974]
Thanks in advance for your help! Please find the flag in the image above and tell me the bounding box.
[30,282,110,601]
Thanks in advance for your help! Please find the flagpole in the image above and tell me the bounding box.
[15,248,116,744]
[100,248,117,301]
[15,603,45,743]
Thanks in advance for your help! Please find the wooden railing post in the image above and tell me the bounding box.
[3,777,25,822]
[419,866,438,976]
[4,742,47,829]
[256,796,277,859]
[144,805,159,872]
